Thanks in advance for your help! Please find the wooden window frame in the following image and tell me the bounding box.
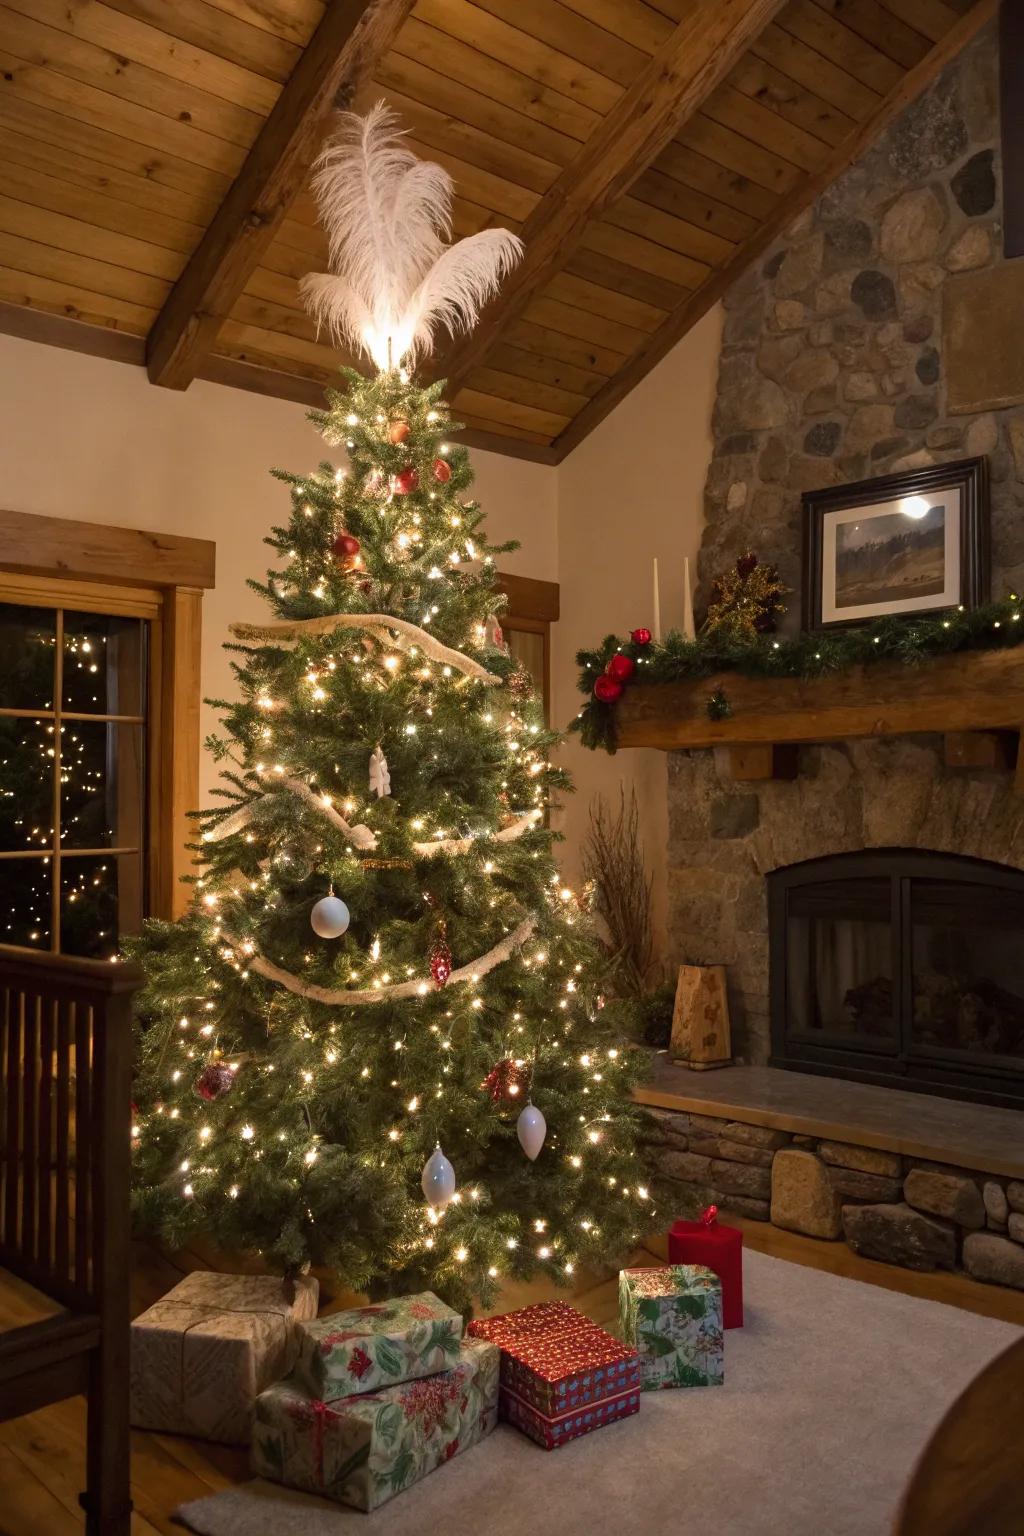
[0,509,215,923]
[495,572,560,717]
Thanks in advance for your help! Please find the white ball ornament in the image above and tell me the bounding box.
[517,1101,547,1161]
[310,893,350,939]
[421,1143,457,1209]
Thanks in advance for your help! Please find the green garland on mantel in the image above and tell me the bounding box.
[570,597,1024,754]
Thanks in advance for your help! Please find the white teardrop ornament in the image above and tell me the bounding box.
[517,1101,547,1161]
[421,1144,456,1209]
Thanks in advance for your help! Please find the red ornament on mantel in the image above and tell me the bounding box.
[630,627,652,646]
[432,457,452,483]
[668,1208,743,1328]
[593,674,623,704]
[393,467,419,496]
[606,653,636,683]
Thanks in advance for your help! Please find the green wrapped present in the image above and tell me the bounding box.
[295,1291,463,1401]
[618,1266,724,1391]
[252,1337,499,1510]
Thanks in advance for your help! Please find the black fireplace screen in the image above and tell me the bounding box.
[769,850,1024,1106]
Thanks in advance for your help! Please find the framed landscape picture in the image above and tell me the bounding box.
[801,457,990,630]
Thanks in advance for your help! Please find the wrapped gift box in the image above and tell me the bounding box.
[500,1382,640,1450]
[618,1265,724,1391]
[295,1291,463,1401]
[669,1209,744,1328]
[251,1337,498,1510]
[130,1271,319,1445]
[469,1300,640,1422]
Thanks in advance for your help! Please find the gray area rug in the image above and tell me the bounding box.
[175,1250,1020,1536]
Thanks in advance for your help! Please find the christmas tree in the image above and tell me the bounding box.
[129,108,651,1310]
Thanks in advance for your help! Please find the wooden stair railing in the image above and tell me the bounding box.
[0,948,141,1536]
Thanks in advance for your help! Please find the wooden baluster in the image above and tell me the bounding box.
[0,985,8,1247]
[20,991,38,1268]
[38,995,54,1275]
[3,986,17,1250]
[74,1002,92,1299]
[54,996,71,1288]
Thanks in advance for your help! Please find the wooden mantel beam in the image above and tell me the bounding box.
[432,0,787,397]
[146,0,415,392]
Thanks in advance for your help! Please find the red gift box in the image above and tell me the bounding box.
[469,1301,640,1422]
[668,1206,744,1329]
[499,1382,640,1450]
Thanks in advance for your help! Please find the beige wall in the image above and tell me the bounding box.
[0,334,558,803]
[553,305,722,967]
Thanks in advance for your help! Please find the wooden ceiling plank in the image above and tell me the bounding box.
[701,81,836,172]
[875,0,961,43]
[450,385,570,439]
[544,269,666,332]
[0,193,184,281]
[653,138,779,218]
[750,23,881,120]
[0,5,266,148]
[145,0,414,392]
[245,263,304,311]
[388,18,600,143]
[200,0,325,49]
[0,262,154,333]
[465,362,591,417]
[775,0,906,93]
[551,0,676,54]
[464,0,651,89]
[564,246,688,310]
[99,0,301,84]
[607,194,737,266]
[376,88,561,193]
[0,45,246,177]
[523,292,652,355]
[410,0,622,116]
[678,113,804,195]
[630,165,760,242]
[436,0,786,395]
[454,412,557,451]
[726,52,858,147]
[372,50,580,167]
[812,0,932,66]
[217,315,339,374]
[0,229,170,310]
[1,160,203,256]
[554,0,994,460]
[0,91,232,200]
[0,294,145,362]
[401,138,541,221]
[486,339,607,398]
[0,120,223,229]
[580,221,710,288]
[9,0,281,112]
[505,316,626,376]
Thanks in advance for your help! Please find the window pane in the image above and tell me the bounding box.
[505,627,546,714]
[63,612,146,715]
[61,721,145,849]
[0,856,52,949]
[0,603,56,709]
[0,716,54,852]
[61,853,142,958]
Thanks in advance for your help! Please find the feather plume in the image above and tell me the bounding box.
[300,103,522,371]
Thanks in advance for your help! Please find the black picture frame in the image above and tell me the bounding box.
[801,456,990,631]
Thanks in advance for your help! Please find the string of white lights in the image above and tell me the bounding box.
[221,914,538,1004]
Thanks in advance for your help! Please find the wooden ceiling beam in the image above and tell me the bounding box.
[551,0,995,461]
[145,0,415,392]
[433,0,787,397]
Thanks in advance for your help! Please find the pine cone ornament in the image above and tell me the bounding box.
[481,1056,531,1103]
[429,921,452,988]
[506,663,533,700]
[195,1061,235,1102]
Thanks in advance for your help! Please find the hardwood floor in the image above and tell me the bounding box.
[0,1225,1021,1535]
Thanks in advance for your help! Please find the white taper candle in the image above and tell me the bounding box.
[682,555,696,640]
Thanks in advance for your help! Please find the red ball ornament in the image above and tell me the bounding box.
[631,627,652,646]
[606,653,636,683]
[195,1061,235,1102]
[393,467,419,496]
[332,531,360,561]
[593,674,623,704]
[429,922,452,988]
[432,457,452,483]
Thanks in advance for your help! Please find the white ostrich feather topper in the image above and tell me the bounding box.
[300,103,523,372]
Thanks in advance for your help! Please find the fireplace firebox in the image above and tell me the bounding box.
[768,850,1024,1107]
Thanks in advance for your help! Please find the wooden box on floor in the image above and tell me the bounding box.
[670,964,732,1070]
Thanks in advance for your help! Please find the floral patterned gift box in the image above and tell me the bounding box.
[295,1291,463,1401]
[130,1271,319,1445]
[251,1337,499,1510]
[618,1265,724,1391]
